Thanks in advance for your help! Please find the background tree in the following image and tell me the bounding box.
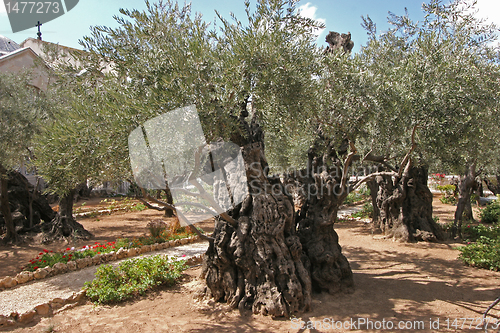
[33,66,110,242]
[0,71,51,243]
[351,0,500,239]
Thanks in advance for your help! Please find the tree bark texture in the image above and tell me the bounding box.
[0,165,19,243]
[293,137,354,294]
[163,186,175,217]
[371,164,444,242]
[453,164,476,238]
[0,170,55,232]
[202,116,312,317]
[42,189,92,243]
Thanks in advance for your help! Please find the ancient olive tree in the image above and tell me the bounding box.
[352,0,500,240]
[78,0,355,316]
[32,68,111,242]
[0,72,51,243]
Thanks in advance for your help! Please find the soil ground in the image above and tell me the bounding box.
[2,195,500,333]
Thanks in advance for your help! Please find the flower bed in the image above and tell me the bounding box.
[0,234,203,291]
[23,226,200,272]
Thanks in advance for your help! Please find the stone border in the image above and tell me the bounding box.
[0,235,202,291]
[0,253,204,328]
[75,206,137,217]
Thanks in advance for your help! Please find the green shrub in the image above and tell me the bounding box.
[343,191,365,205]
[437,184,457,205]
[350,202,373,219]
[84,255,187,304]
[461,223,500,242]
[458,237,500,271]
[459,221,500,271]
[480,200,500,224]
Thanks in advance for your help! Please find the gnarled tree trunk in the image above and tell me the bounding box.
[293,137,353,294]
[42,189,92,243]
[371,164,444,242]
[202,116,312,317]
[0,165,19,244]
[452,163,476,238]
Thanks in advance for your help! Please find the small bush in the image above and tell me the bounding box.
[343,191,365,205]
[461,223,500,242]
[437,184,457,205]
[480,200,500,224]
[350,202,373,219]
[147,219,168,238]
[458,237,500,271]
[459,221,500,271]
[84,255,187,304]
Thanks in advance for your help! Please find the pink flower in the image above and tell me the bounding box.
[182,254,186,257]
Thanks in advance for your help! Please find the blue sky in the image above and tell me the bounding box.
[1,0,499,54]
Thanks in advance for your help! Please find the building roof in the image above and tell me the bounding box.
[0,35,21,56]
[0,47,51,91]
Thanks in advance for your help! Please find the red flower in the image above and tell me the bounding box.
[43,260,47,263]
[39,252,43,255]
[97,252,101,254]
[95,242,99,244]
[33,266,38,270]
[66,247,70,251]
[43,249,48,253]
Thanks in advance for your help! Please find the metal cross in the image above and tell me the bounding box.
[36,21,42,40]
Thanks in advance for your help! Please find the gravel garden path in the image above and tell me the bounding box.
[0,241,209,316]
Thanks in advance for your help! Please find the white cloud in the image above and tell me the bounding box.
[473,0,500,26]
[471,0,500,46]
[297,3,326,39]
